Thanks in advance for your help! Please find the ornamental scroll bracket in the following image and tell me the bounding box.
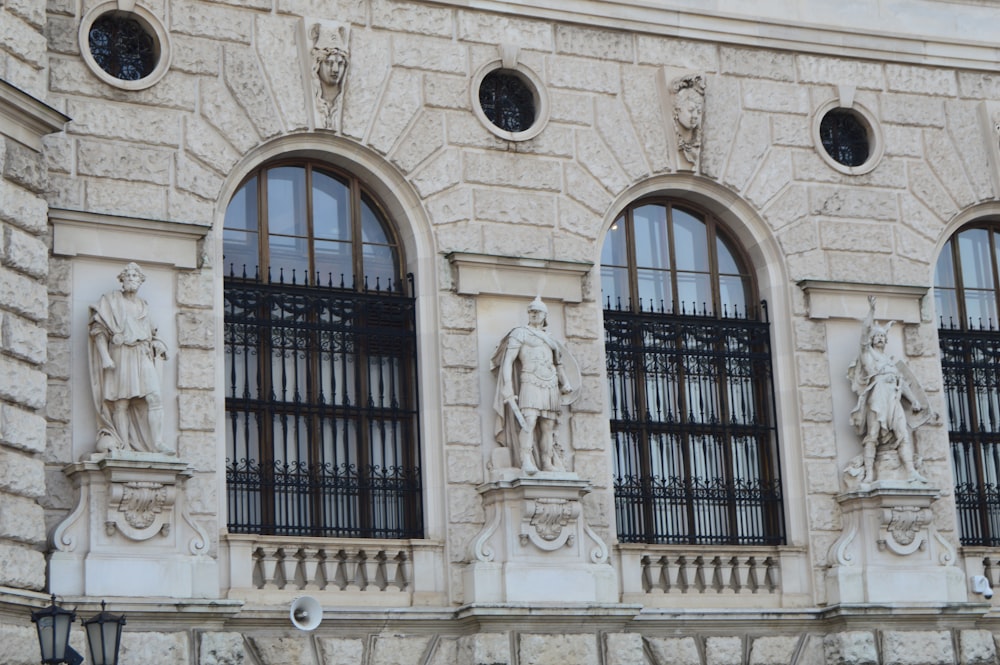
[519,497,580,551]
[877,505,932,556]
[106,480,175,540]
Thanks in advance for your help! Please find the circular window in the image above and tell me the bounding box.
[79,3,171,90]
[471,60,548,141]
[89,14,157,81]
[812,100,883,175]
[479,70,535,133]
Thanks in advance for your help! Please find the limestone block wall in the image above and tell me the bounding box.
[3,624,1000,665]
[30,0,1000,613]
[0,0,58,592]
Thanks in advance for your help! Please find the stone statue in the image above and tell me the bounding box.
[847,295,931,484]
[492,297,580,475]
[671,73,705,169]
[89,262,170,455]
[309,20,350,130]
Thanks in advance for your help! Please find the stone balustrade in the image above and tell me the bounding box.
[617,545,804,607]
[225,535,446,606]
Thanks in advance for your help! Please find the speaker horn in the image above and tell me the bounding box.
[290,595,322,631]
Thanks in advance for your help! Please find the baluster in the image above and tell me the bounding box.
[640,555,654,593]
[764,556,780,593]
[670,555,685,593]
[301,547,321,590]
[654,555,669,593]
[394,551,411,591]
[363,550,381,591]
[330,550,349,590]
[259,547,281,589]
[733,556,750,593]
[345,549,366,591]
[277,548,298,590]
[693,555,707,592]
[709,556,726,593]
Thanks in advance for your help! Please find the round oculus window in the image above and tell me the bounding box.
[479,70,536,134]
[820,109,870,167]
[79,3,171,90]
[88,13,157,81]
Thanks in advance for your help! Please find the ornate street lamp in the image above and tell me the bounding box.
[31,596,125,665]
[83,602,126,665]
[31,595,77,665]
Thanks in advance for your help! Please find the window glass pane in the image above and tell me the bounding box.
[362,243,397,289]
[314,240,353,287]
[673,208,709,272]
[633,205,670,269]
[601,217,628,267]
[361,196,391,245]
[716,235,741,275]
[267,166,308,237]
[223,229,258,278]
[268,234,309,282]
[935,241,956,288]
[601,265,630,309]
[964,289,997,327]
[225,177,258,231]
[636,268,671,312]
[676,271,712,313]
[718,274,747,316]
[935,288,959,327]
[313,170,350,241]
[958,228,995,289]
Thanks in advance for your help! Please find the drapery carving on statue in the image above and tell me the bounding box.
[671,73,705,169]
[89,262,172,456]
[308,19,350,130]
[492,296,581,475]
[844,296,935,488]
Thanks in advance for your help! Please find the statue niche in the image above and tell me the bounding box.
[844,295,934,488]
[89,262,171,456]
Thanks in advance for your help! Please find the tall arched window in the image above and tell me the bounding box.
[601,199,783,545]
[223,161,422,539]
[936,222,1000,546]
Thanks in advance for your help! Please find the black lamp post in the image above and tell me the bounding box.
[31,596,125,665]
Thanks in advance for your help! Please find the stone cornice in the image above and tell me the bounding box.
[50,208,210,268]
[0,79,68,152]
[798,280,930,323]
[430,0,1000,71]
[447,252,592,303]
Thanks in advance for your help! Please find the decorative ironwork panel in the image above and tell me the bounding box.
[225,276,422,539]
[940,325,1000,546]
[88,14,157,81]
[606,305,783,545]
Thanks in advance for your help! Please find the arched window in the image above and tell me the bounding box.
[601,199,783,545]
[935,221,1000,546]
[223,160,422,539]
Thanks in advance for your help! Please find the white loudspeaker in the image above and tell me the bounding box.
[290,595,323,631]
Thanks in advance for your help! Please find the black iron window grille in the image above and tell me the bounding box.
[936,223,1000,546]
[602,200,784,546]
[224,161,422,539]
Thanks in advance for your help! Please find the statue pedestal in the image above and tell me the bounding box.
[825,482,966,605]
[49,453,216,599]
[463,472,616,604]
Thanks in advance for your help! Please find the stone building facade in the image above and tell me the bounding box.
[4,1,1000,664]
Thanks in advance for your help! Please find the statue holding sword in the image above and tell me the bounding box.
[491,297,581,475]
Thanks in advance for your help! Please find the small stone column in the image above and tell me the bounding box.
[825,482,966,604]
[463,471,616,604]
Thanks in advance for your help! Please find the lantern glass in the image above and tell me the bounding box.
[83,603,125,665]
[31,596,76,664]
